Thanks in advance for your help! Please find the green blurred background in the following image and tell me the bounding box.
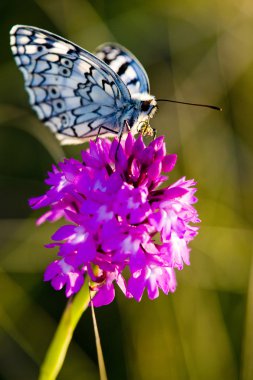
[1,0,253,379]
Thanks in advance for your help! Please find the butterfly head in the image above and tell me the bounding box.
[138,94,157,119]
[131,93,157,137]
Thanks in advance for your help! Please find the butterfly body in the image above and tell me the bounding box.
[10,25,157,144]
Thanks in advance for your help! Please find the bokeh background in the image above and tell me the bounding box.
[1,0,253,379]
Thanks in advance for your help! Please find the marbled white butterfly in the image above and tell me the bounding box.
[10,25,157,144]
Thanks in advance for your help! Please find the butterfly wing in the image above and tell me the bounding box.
[95,43,150,96]
[10,25,132,144]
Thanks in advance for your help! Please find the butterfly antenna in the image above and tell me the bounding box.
[156,99,222,111]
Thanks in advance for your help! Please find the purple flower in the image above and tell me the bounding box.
[30,134,200,307]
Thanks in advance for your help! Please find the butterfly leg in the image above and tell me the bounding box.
[152,128,157,140]
[95,126,103,142]
[125,120,131,132]
[115,120,129,159]
[95,125,119,142]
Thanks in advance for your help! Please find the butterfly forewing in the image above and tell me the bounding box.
[10,25,132,143]
[95,43,150,96]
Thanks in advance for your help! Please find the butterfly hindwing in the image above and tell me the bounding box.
[95,43,150,96]
[10,25,132,143]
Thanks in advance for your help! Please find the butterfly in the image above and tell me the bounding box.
[10,25,157,144]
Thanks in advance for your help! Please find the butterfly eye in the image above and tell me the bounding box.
[141,101,150,112]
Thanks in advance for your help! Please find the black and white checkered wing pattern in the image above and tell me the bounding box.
[95,43,150,96]
[10,25,131,144]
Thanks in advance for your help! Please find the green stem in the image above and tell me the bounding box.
[38,281,91,380]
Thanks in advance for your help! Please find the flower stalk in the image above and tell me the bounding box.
[39,281,92,380]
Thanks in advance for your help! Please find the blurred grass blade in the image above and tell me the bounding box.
[242,253,253,380]
[90,295,108,380]
[0,104,65,162]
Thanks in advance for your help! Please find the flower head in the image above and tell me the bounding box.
[30,134,200,307]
